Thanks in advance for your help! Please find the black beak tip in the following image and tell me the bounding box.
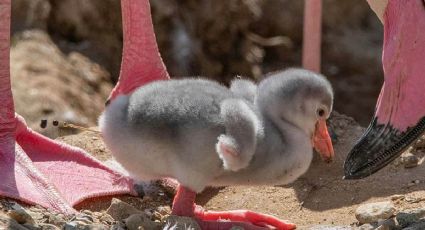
[342,169,366,180]
[342,173,353,180]
[343,117,425,181]
[343,163,361,180]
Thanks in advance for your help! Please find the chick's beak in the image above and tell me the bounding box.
[312,120,334,163]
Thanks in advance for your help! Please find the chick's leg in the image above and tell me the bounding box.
[172,185,296,230]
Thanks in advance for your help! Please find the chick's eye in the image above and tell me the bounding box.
[317,108,325,117]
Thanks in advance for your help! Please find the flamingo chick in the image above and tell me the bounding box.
[99,68,334,229]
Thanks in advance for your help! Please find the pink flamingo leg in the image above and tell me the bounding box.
[0,0,136,214]
[0,0,14,153]
[302,0,322,73]
[172,186,296,230]
[107,0,170,102]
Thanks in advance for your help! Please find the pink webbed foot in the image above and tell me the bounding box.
[172,185,296,230]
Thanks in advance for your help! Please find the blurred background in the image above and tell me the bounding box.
[11,0,383,138]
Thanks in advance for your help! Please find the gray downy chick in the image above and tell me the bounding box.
[99,68,334,193]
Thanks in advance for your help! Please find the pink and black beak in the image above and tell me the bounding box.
[344,0,425,179]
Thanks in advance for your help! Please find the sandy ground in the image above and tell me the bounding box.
[51,112,425,229]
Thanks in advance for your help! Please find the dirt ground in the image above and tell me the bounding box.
[53,112,425,229]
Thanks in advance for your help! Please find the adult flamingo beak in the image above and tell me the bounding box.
[313,120,335,163]
[344,0,425,179]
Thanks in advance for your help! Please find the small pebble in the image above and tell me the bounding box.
[98,213,114,225]
[27,209,46,222]
[355,201,396,224]
[0,214,28,230]
[74,214,94,224]
[106,198,143,220]
[81,210,93,216]
[48,213,66,226]
[401,152,419,168]
[152,211,163,221]
[7,209,36,225]
[414,137,425,149]
[125,213,159,230]
[64,221,86,230]
[156,206,171,216]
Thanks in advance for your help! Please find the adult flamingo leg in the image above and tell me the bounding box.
[0,0,136,214]
[107,0,169,102]
[302,0,322,73]
[171,186,296,230]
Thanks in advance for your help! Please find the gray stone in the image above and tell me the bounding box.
[64,221,82,230]
[355,201,396,224]
[106,198,143,220]
[396,212,420,228]
[403,220,425,230]
[376,218,398,230]
[125,213,160,230]
[163,215,201,230]
[110,222,126,230]
[403,208,425,218]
